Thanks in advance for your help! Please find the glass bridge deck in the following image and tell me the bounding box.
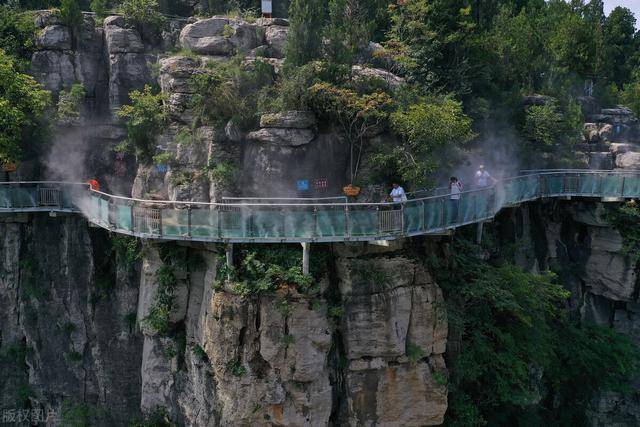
[0,171,637,243]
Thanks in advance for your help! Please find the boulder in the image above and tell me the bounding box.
[33,10,62,28]
[610,143,638,155]
[36,25,72,50]
[179,17,265,55]
[523,94,555,106]
[159,55,202,94]
[259,111,316,129]
[246,128,314,146]
[615,152,640,169]
[599,123,614,142]
[352,65,404,89]
[105,26,144,54]
[103,15,125,27]
[264,25,288,58]
[256,17,289,27]
[583,123,600,143]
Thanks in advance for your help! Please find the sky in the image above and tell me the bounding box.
[603,0,640,28]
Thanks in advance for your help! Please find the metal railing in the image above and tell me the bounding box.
[1,170,638,243]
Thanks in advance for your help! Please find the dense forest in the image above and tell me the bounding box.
[1,1,640,426]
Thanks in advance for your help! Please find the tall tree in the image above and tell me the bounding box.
[604,6,637,88]
[284,0,325,67]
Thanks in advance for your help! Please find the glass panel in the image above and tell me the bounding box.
[544,175,564,195]
[191,209,217,238]
[0,186,11,208]
[425,198,444,230]
[602,175,623,196]
[13,187,37,207]
[459,194,474,223]
[521,176,540,200]
[284,209,315,238]
[220,208,249,238]
[162,209,189,237]
[99,199,110,224]
[444,198,459,226]
[317,208,346,237]
[251,209,285,238]
[579,175,599,195]
[475,189,491,219]
[348,209,377,237]
[116,205,133,231]
[623,176,640,198]
[403,203,423,233]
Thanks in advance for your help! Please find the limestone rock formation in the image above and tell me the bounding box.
[179,17,265,55]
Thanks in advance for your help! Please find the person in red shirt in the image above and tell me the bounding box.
[86,179,100,191]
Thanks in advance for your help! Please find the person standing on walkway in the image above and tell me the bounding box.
[449,177,462,223]
[390,183,407,210]
[475,165,497,188]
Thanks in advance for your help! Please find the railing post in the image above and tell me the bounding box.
[440,198,445,229]
[421,200,426,232]
[130,202,135,233]
[158,208,163,236]
[376,206,381,235]
[187,206,192,237]
[621,176,626,197]
[312,206,318,238]
[217,206,222,239]
[344,205,350,239]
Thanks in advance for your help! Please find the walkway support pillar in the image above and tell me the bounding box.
[301,242,310,276]
[225,243,234,279]
[476,222,483,244]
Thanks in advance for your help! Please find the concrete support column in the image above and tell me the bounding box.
[225,243,234,278]
[301,242,310,276]
[476,222,483,244]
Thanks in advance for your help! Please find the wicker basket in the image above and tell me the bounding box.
[343,184,361,197]
[2,162,17,173]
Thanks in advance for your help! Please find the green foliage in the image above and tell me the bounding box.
[192,344,208,362]
[124,312,137,331]
[111,235,142,267]
[324,0,370,66]
[119,0,165,30]
[433,239,639,425]
[309,81,394,183]
[188,57,274,129]
[143,262,176,335]
[152,152,174,166]
[60,0,83,30]
[605,201,640,263]
[0,6,37,68]
[0,49,50,163]
[284,0,324,67]
[226,360,246,376]
[130,406,173,427]
[90,0,108,23]
[57,83,85,123]
[218,246,316,296]
[370,94,474,188]
[61,400,105,427]
[205,160,238,188]
[406,342,425,365]
[620,76,640,117]
[521,100,582,149]
[257,61,319,113]
[66,350,83,362]
[117,85,167,162]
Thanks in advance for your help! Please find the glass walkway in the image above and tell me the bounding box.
[0,170,637,243]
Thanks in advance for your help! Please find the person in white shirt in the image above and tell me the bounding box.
[475,165,496,188]
[390,183,407,209]
[449,177,462,223]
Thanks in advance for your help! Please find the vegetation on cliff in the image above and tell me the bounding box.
[431,239,639,425]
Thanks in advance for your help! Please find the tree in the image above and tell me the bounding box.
[90,0,109,23]
[60,0,83,31]
[119,0,165,30]
[324,0,370,66]
[0,6,36,68]
[284,0,324,67]
[0,49,50,163]
[309,82,394,184]
[377,95,474,187]
[604,6,637,88]
[117,85,167,161]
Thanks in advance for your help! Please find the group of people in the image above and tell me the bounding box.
[388,165,497,221]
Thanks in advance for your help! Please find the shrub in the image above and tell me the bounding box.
[60,0,83,31]
[111,235,142,267]
[117,85,167,162]
[119,0,165,30]
[284,0,324,67]
[90,0,108,23]
[0,6,37,67]
[57,83,85,123]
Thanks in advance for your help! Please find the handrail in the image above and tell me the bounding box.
[1,170,638,243]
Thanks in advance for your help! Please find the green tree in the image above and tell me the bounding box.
[604,6,637,88]
[60,0,83,31]
[284,0,324,67]
[433,239,639,426]
[620,77,640,117]
[119,0,164,29]
[57,83,86,123]
[0,6,36,68]
[309,82,394,183]
[324,0,370,66]
[374,95,474,188]
[117,85,167,161]
[0,49,51,164]
[90,0,109,23]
